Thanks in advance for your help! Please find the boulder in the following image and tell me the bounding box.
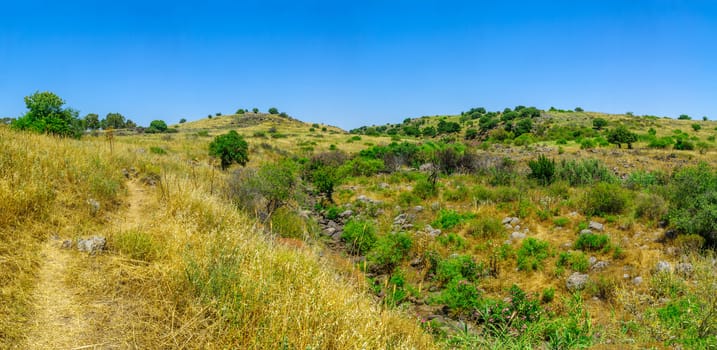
[655,260,672,274]
[580,229,593,236]
[339,210,353,219]
[675,263,694,277]
[566,272,589,292]
[77,236,106,254]
[510,232,526,240]
[588,221,604,232]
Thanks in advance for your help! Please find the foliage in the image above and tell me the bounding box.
[607,126,638,148]
[148,119,168,133]
[268,107,279,114]
[339,157,384,177]
[592,118,608,130]
[367,232,413,272]
[634,192,668,221]
[434,279,481,313]
[668,163,717,243]
[556,251,590,273]
[342,218,378,255]
[209,130,249,170]
[582,182,628,216]
[432,209,475,230]
[674,138,695,150]
[553,217,570,227]
[412,178,437,199]
[528,154,555,186]
[678,114,691,120]
[574,233,611,252]
[465,216,503,238]
[149,146,166,155]
[102,112,127,129]
[11,91,83,138]
[555,158,616,186]
[84,113,100,130]
[435,254,482,284]
[516,238,551,271]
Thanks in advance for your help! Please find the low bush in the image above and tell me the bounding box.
[634,192,668,221]
[367,232,413,272]
[517,238,551,271]
[434,279,481,314]
[432,209,475,230]
[149,146,167,155]
[556,159,617,186]
[673,234,705,253]
[435,254,482,284]
[113,230,162,262]
[436,232,467,250]
[528,155,555,186]
[581,182,628,216]
[412,178,437,199]
[556,251,589,273]
[341,218,378,255]
[465,216,503,238]
[553,217,570,227]
[574,233,611,252]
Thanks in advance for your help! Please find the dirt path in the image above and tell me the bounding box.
[22,180,148,349]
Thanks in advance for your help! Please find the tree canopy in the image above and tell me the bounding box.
[209,130,249,170]
[607,126,638,149]
[11,91,83,138]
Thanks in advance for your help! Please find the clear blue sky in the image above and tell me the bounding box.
[1,1,716,129]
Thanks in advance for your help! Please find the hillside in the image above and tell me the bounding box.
[3,105,717,349]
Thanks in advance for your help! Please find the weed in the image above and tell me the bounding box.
[553,217,570,227]
[432,209,475,230]
[367,232,413,272]
[465,216,503,238]
[574,233,611,252]
[341,218,378,255]
[517,238,551,271]
[556,251,590,272]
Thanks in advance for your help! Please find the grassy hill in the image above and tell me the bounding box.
[3,106,717,348]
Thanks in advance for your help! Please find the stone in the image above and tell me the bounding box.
[60,240,73,249]
[77,236,106,254]
[504,224,513,230]
[510,232,526,240]
[339,210,353,218]
[424,225,442,237]
[580,229,593,236]
[413,206,424,213]
[419,163,437,172]
[87,198,100,216]
[514,225,521,231]
[378,182,389,189]
[430,202,441,211]
[655,260,672,274]
[589,256,597,266]
[323,227,337,236]
[510,217,520,226]
[592,261,609,270]
[632,276,643,285]
[588,221,604,232]
[566,272,589,292]
[502,217,512,225]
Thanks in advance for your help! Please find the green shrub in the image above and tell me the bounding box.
[339,157,385,177]
[209,130,249,170]
[465,217,503,238]
[436,233,466,251]
[674,138,695,150]
[668,163,717,243]
[435,254,482,284]
[553,217,570,227]
[341,218,377,255]
[443,185,470,202]
[648,136,674,149]
[412,178,437,199]
[324,206,341,221]
[556,251,590,273]
[516,238,551,271]
[586,276,617,302]
[542,287,555,303]
[113,230,161,261]
[574,233,611,252]
[625,170,667,190]
[270,207,310,239]
[634,192,668,221]
[367,232,413,272]
[432,209,475,230]
[397,191,421,207]
[579,138,596,149]
[434,279,481,313]
[149,146,166,155]
[528,154,555,186]
[471,185,494,203]
[556,159,617,186]
[493,186,521,202]
[674,234,705,253]
[581,182,628,216]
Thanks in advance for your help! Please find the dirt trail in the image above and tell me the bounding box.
[23,180,148,349]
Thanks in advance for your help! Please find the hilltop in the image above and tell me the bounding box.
[2,104,717,349]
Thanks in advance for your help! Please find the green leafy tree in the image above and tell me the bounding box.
[607,126,638,149]
[268,107,279,114]
[179,118,187,123]
[84,113,100,130]
[125,119,137,129]
[252,108,259,113]
[148,120,168,133]
[11,91,83,138]
[236,109,246,114]
[678,114,691,120]
[692,123,702,132]
[209,130,249,170]
[592,118,608,130]
[102,112,126,129]
[514,118,533,136]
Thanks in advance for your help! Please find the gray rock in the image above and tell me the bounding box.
[623,273,630,279]
[510,217,520,226]
[424,225,442,237]
[77,236,106,254]
[378,182,390,189]
[502,217,513,225]
[514,225,521,231]
[580,229,593,236]
[504,224,513,230]
[676,263,694,277]
[588,221,604,232]
[87,199,100,216]
[339,210,353,218]
[655,260,672,274]
[632,276,643,285]
[60,240,72,249]
[430,202,441,211]
[592,261,609,270]
[510,232,526,240]
[323,227,337,236]
[589,256,597,266]
[419,163,437,172]
[356,195,370,202]
[413,206,424,213]
[566,272,589,292]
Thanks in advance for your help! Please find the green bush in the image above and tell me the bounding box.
[367,232,413,272]
[396,191,421,207]
[436,232,467,250]
[579,138,596,149]
[668,163,717,243]
[581,182,628,216]
[339,157,385,177]
[528,154,555,186]
[674,138,695,150]
[435,254,482,284]
[516,238,551,271]
[341,218,377,255]
[634,192,668,221]
[471,185,494,203]
[270,207,310,239]
[553,217,570,227]
[556,251,590,273]
[556,159,616,186]
[673,234,705,253]
[542,287,555,303]
[432,209,475,230]
[434,279,481,313]
[113,230,161,261]
[493,186,521,202]
[443,185,470,202]
[648,136,674,149]
[149,146,166,155]
[209,130,249,170]
[574,233,611,252]
[412,178,437,199]
[466,217,503,238]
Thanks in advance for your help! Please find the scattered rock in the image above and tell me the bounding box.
[514,225,521,231]
[60,240,73,249]
[568,211,578,217]
[510,217,520,226]
[424,225,442,237]
[592,261,609,270]
[504,224,513,230]
[430,202,441,211]
[378,182,390,189]
[655,260,672,274]
[632,276,643,285]
[589,256,597,266]
[339,210,353,219]
[419,163,437,172]
[393,213,415,230]
[410,257,424,267]
[502,217,512,225]
[510,232,526,240]
[589,221,604,232]
[87,199,100,216]
[623,273,630,279]
[77,236,106,254]
[580,229,593,236]
[413,206,424,213]
[567,272,590,292]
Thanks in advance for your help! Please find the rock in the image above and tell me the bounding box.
[339,210,353,218]
[323,227,337,236]
[378,182,389,189]
[419,163,437,172]
[568,211,578,217]
[502,217,513,225]
[424,225,442,237]
[623,273,630,279]
[430,202,441,211]
[632,276,643,285]
[592,261,609,270]
[567,272,589,292]
[77,236,106,254]
[410,257,423,267]
[675,263,694,277]
[514,225,521,231]
[327,220,340,229]
[356,195,370,202]
[510,232,526,240]
[588,221,604,232]
[413,206,424,213]
[589,256,597,266]
[87,199,100,216]
[60,240,73,249]
[655,261,672,274]
[504,224,513,230]
[580,229,593,236]
[510,217,520,226]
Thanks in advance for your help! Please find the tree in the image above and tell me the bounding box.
[84,113,100,130]
[179,118,187,124]
[692,123,702,132]
[148,120,168,133]
[236,109,246,114]
[592,118,608,130]
[575,107,584,112]
[11,91,83,138]
[209,130,249,170]
[678,114,692,120]
[514,118,533,136]
[125,119,137,129]
[268,107,279,115]
[607,126,638,149]
[252,108,259,113]
[102,112,126,129]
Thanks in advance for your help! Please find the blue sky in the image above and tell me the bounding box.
[1,1,716,129]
